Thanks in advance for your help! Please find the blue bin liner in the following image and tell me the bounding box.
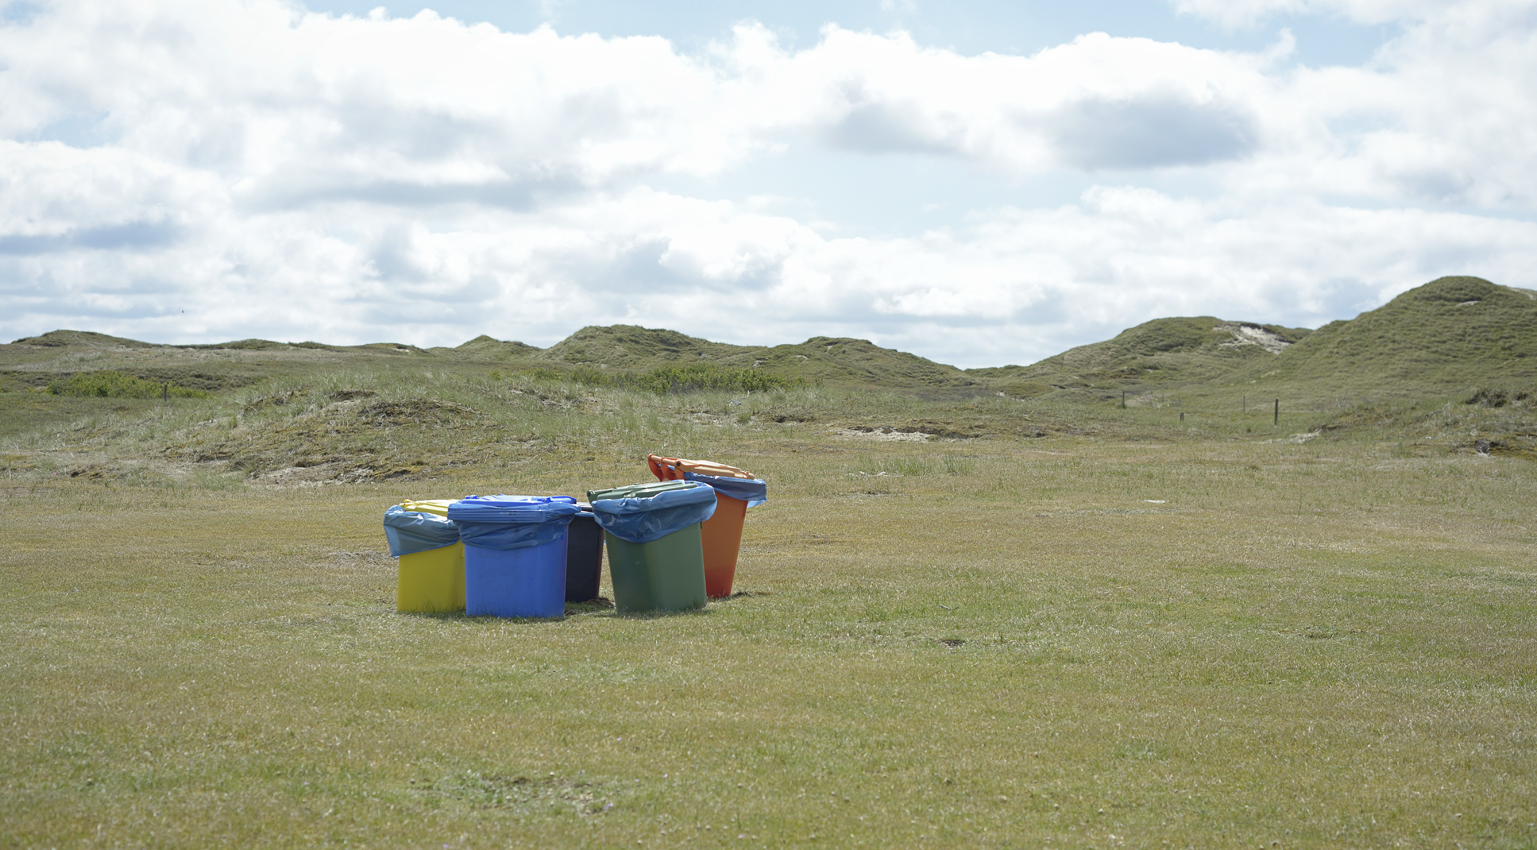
[681,471,768,507]
[588,482,719,544]
[448,495,580,551]
[383,505,461,556]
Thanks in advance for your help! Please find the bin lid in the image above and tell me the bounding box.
[587,480,695,502]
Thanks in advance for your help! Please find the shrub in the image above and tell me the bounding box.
[48,371,209,399]
[613,364,802,394]
[513,363,801,394]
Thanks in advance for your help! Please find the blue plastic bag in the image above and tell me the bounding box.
[681,471,768,508]
[588,482,718,544]
[383,505,461,556]
[447,495,581,551]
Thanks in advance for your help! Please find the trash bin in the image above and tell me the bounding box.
[587,480,717,614]
[647,455,768,598]
[384,499,465,614]
[449,495,581,619]
[565,504,604,603]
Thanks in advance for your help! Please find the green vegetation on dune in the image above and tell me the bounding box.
[1310,385,1537,460]
[742,336,979,390]
[576,362,803,394]
[4,274,1536,464]
[2,366,1108,485]
[47,370,209,399]
[972,316,1312,401]
[450,334,540,358]
[6,276,1532,407]
[542,326,981,390]
[545,324,751,370]
[9,329,158,349]
[1232,276,1537,402]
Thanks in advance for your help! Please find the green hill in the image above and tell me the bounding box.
[5,275,1537,461]
[5,276,1534,406]
[1228,276,1537,405]
[9,329,158,349]
[969,317,1312,402]
[730,337,979,390]
[447,335,540,359]
[964,276,1537,409]
[0,324,982,406]
[532,326,979,390]
[541,325,750,370]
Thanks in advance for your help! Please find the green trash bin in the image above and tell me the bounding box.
[587,480,717,614]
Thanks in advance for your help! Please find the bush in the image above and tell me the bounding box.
[514,363,801,394]
[48,371,209,399]
[613,364,801,394]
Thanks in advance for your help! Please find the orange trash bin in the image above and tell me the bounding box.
[647,454,768,598]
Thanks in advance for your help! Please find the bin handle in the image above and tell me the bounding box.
[648,454,683,482]
[647,453,755,481]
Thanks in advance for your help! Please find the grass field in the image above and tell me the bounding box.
[4,386,1535,847]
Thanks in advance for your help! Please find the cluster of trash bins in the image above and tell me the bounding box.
[382,455,768,617]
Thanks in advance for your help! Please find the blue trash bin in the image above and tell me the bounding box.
[448,495,581,618]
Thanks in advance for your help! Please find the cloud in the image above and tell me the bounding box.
[6,177,1533,366]
[1,0,1535,367]
[0,140,211,248]
[1044,90,1259,169]
[0,4,1288,187]
[0,219,182,255]
[738,27,1279,173]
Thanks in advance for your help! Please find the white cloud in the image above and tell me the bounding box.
[2,0,1536,367]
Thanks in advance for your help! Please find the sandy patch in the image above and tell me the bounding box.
[831,427,932,443]
[1215,323,1293,354]
[1262,432,1318,444]
[251,463,374,487]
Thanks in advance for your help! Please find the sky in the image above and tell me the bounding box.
[2,0,1535,367]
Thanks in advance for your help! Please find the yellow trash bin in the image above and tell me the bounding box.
[387,499,466,614]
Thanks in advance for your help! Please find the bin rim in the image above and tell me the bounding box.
[586,480,718,544]
[449,495,580,524]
